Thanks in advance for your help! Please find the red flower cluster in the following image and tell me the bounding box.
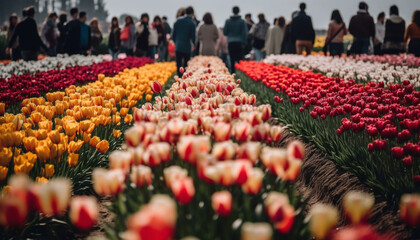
[236,61,420,166]
[0,57,153,107]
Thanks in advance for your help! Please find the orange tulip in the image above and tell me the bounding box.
[96,140,109,153]
[43,164,55,178]
[113,129,122,138]
[0,166,8,181]
[69,196,98,231]
[89,136,100,148]
[23,137,37,152]
[48,130,61,144]
[36,145,51,162]
[120,108,129,116]
[0,103,5,115]
[124,114,133,123]
[68,153,79,167]
[0,147,13,166]
[68,140,84,153]
[80,120,95,134]
[211,191,232,216]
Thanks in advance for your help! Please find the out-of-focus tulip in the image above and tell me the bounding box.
[236,142,261,164]
[309,203,339,239]
[234,160,252,185]
[211,191,232,216]
[69,196,98,231]
[33,178,72,216]
[130,165,152,187]
[0,147,13,166]
[151,81,163,93]
[0,192,28,227]
[265,191,295,234]
[232,121,251,142]
[287,140,305,160]
[171,176,195,204]
[93,168,125,195]
[0,166,8,181]
[343,191,374,224]
[212,141,237,160]
[177,136,211,164]
[242,168,264,194]
[96,140,109,153]
[330,225,382,240]
[109,150,133,173]
[125,125,146,147]
[0,103,5,115]
[68,153,79,167]
[113,129,122,138]
[400,194,420,227]
[270,125,283,142]
[241,222,273,240]
[164,166,188,188]
[126,194,177,240]
[213,122,231,141]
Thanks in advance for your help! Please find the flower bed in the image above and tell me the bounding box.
[0,57,154,109]
[264,54,420,88]
[235,60,420,205]
[354,54,420,67]
[0,54,105,80]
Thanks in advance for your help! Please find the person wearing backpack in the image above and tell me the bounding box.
[120,16,136,56]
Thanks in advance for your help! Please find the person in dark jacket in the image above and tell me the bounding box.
[89,18,103,55]
[405,10,420,57]
[65,8,81,55]
[57,12,67,54]
[244,13,254,55]
[6,13,21,60]
[382,5,406,54]
[162,16,171,61]
[6,6,46,61]
[223,6,248,73]
[249,13,270,61]
[348,2,375,54]
[292,2,315,55]
[281,11,299,54]
[172,6,197,76]
[108,17,121,60]
[79,12,91,55]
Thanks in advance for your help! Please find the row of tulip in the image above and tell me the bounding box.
[235,60,420,206]
[0,61,176,238]
[0,56,154,111]
[81,56,401,240]
[353,54,420,67]
[0,54,105,80]
[264,54,420,88]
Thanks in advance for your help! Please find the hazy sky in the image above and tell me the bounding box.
[104,0,420,29]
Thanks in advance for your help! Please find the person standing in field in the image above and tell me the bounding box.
[348,1,375,54]
[41,12,58,57]
[374,12,385,55]
[292,2,315,55]
[325,9,347,57]
[120,15,136,56]
[382,5,406,54]
[6,13,21,60]
[281,11,299,54]
[249,13,270,61]
[265,16,285,56]
[89,18,103,55]
[197,13,219,56]
[65,7,81,55]
[405,10,420,57]
[57,12,67,54]
[108,17,121,60]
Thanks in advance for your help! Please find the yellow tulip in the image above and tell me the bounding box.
[96,140,109,153]
[0,147,13,166]
[89,136,100,148]
[68,153,79,167]
[0,166,7,181]
[48,130,61,144]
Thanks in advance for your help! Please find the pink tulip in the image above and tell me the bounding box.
[212,191,232,216]
[171,177,195,204]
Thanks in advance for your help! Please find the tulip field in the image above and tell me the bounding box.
[0,54,420,240]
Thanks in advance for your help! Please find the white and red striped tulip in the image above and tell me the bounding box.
[130,165,152,187]
[151,81,163,93]
[232,121,251,142]
[171,177,195,204]
[211,191,232,216]
[164,166,188,188]
[270,126,283,142]
[400,194,420,227]
[265,191,295,234]
[69,196,98,231]
[109,150,133,173]
[287,140,305,160]
[177,136,211,164]
[148,142,171,162]
[260,147,288,174]
[233,160,252,185]
[236,142,261,164]
[93,168,125,196]
[259,105,272,121]
[241,222,273,240]
[213,122,231,142]
[130,146,144,165]
[34,178,72,216]
[252,123,270,141]
[309,203,338,240]
[343,191,374,224]
[211,141,237,161]
[242,168,264,194]
[125,125,146,147]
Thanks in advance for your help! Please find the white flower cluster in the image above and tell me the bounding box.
[0,54,106,79]
[264,54,420,88]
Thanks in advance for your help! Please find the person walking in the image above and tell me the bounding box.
[223,6,248,73]
[324,9,347,57]
[172,6,197,76]
[161,16,172,61]
[154,16,166,61]
[89,18,103,55]
[292,2,315,55]
[348,1,375,54]
[249,13,270,61]
[216,27,230,70]
[135,13,150,57]
[6,13,21,60]
[57,12,67,54]
[265,17,285,56]
[108,17,121,60]
[6,6,46,61]
[405,10,420,57]
[244,13,254,55]
[382,5,406,54]
[65,7,81,55]
[197,13,219,56]
[374,12,385,55]
[121,15,136,56]
[41,12,58,56]
[148,17,159,60]
[281,11,299,54]
[79,12,91,55]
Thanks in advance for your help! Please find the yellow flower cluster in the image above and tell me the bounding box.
[0,62,176,182]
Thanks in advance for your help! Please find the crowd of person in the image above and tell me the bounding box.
[4,2,420,72]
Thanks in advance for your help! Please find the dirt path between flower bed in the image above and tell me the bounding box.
[270,119,415,240]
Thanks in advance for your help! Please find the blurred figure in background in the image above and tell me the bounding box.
[57,12,67,54]
[65,7,81,55]
[292,2,315,55]
[162,16,172,61]
[148,16,159,60]
[405,10,420,57]
[79,11,91,55]
[265,16,285,56]
[382,5,406,54]
[108,17,121,60]
[154,16,166,61]
[135,13,150,57]
[244,13,254,55]
[197,12,219,56]
[249,13,270,61]
[6,13,21,60]
[216,27,230,70]
[324,9,347,57]
[41,12,58,56]
[348,1,375,54]
[89,18,103,55]
[224,6,247,73]
[374,12,385,55]
[7,6,45,61]
[120,15,136,56]
[281,11,298,54]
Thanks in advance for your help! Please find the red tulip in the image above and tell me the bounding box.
[265,191,295,234]
[69,196,98,231]
[151,81,162,93]
[171,177,195,204]
[179,67,184,74]
[211,191,232,216]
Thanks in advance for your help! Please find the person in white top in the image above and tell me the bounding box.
[135,13,158,59]
[265,17,285,56]
[374,12,385,55]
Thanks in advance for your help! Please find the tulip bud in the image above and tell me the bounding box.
[69,196,98,231]
[130,165,152,187]
[151,81,163,94]
[241,222,272,240]
[343,191,374,224]
[400,194,420,227]
[212,191,232,216]
[309,203,338,239]
[171,177,195,204]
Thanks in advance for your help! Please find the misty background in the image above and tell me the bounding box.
[1,0,419,30]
